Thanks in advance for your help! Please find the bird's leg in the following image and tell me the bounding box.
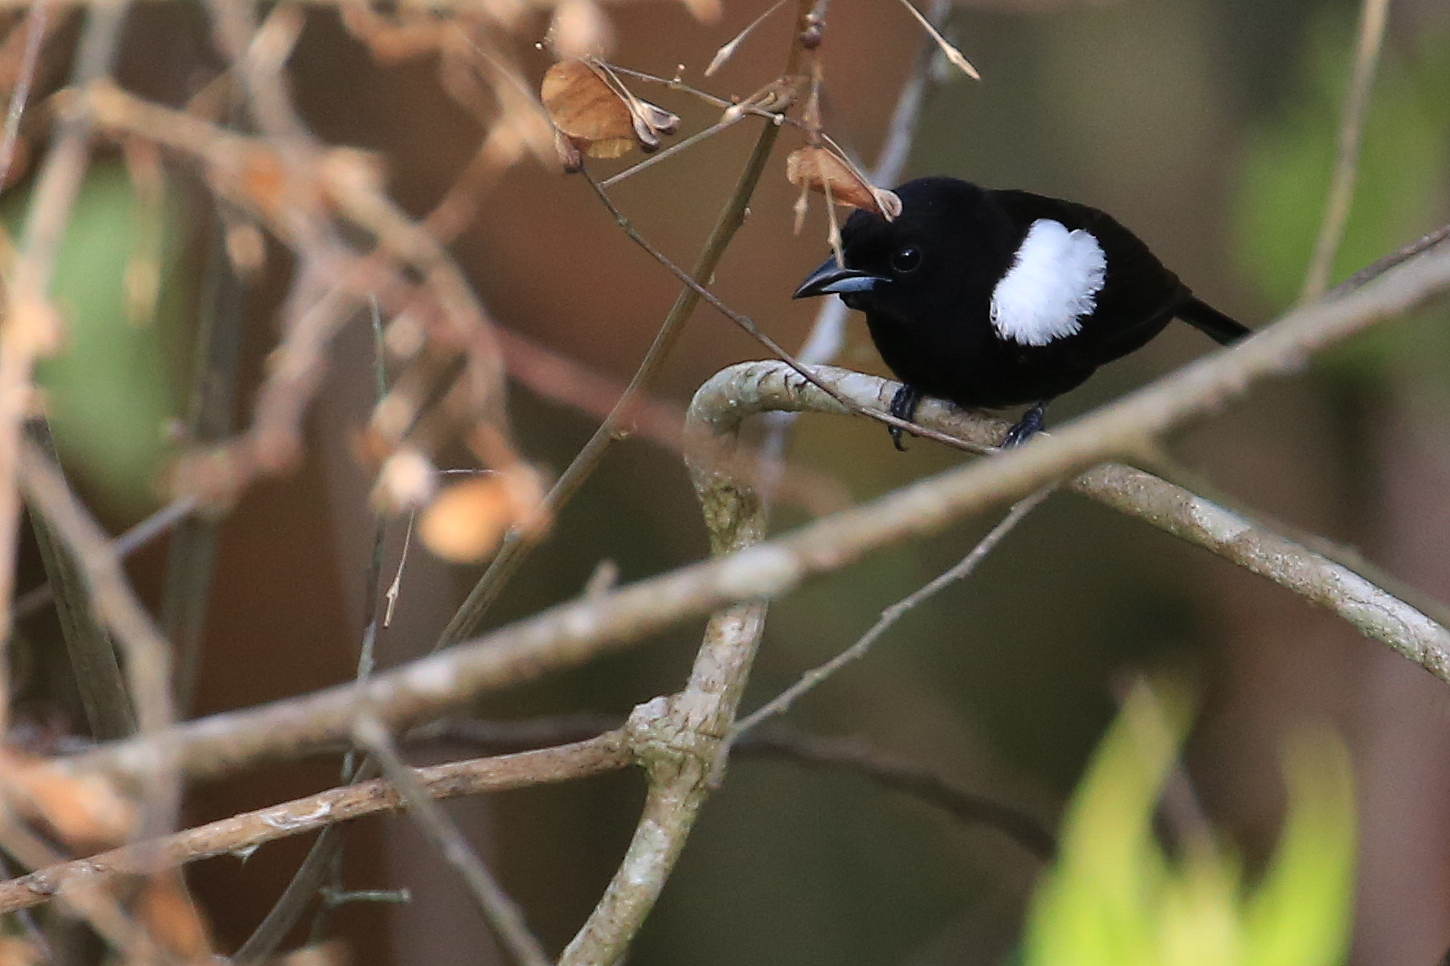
[888,384,923,451]
[1002,402,1047,448]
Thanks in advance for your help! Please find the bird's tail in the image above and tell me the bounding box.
[1178,297,1251,345]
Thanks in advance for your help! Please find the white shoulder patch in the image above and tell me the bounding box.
[989,219,1107,347]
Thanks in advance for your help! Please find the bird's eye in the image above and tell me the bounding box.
[891,246,922,273]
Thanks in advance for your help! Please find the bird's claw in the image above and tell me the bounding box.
[888,385,922,452]
[1002,403,1046,448]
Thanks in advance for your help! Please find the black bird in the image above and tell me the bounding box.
[793,177,1250,447]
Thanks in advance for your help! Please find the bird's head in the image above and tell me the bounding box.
[792,177,1006,323]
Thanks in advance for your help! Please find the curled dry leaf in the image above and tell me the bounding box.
[785,147,902,219]
[541,59,680,169]
[0,748,137,850]
[418,464,548,563]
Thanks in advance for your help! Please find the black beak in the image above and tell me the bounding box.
[793,255,886,299]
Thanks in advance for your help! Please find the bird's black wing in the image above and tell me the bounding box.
[991,190,1188,360]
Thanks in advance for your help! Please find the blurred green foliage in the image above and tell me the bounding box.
[1023,682,1355,966]
[7,162,187,518]
[1232,13,1450,377]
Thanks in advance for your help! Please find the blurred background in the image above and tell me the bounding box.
[5,0,1450,962]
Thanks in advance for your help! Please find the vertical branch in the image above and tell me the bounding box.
[161,197,249,715]
[17,442,177,838]
[1300,0,1391,300]
[0,0,133,732]
[25,422,135,740]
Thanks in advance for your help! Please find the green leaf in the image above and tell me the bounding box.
[8,162,188,517]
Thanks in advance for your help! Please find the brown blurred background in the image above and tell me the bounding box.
[8,0,1450,962]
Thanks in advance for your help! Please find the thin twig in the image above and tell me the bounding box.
[433,100,791,648]
[353,716,552,966]
[162,146,250,713]
[598,112,745,189]
[0,0,49,190]
[740,726,1056,861]
[1300,0,1391,300]
[734,487,1051,734]
[579,167,977,454]
[0,734,630,916]
[422,715,1057,860]
[16,498,197,620]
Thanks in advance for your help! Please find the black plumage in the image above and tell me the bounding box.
[793,177,1250,446]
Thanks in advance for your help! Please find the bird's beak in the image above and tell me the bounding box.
[792,256,885,299]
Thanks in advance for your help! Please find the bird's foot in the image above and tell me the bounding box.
[888,385,923,451]
[1002,403,1047,448]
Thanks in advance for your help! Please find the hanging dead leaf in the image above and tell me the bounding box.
[0,748,138,850]
[541,60,679,167]
[786,147,902,219]
[418,465,548,563]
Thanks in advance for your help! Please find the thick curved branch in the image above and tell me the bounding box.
[691,361,1450,674]
[62,231,1450,787]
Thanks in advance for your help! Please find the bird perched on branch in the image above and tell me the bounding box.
[793,177,1250,448]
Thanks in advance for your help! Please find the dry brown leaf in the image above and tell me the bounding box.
[137,873,215,960]
[541,60,679,168]
[0,748,137,850]
[785,147,902,219]
[418,465,547,563]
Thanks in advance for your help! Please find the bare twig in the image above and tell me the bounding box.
[734,487,1051,734]
[0,810,163,961]
[16,498,198,625]
[0,0,49,190]
[161,161,249,714]
[1300,0,1391,300]
[741,726,1056,861]
[0,735,629,917]
[425,715,1056,860]
[62,228,1450,786]
[354,716,552,966]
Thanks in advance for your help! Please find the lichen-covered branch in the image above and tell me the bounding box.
[692,361,1450,679]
